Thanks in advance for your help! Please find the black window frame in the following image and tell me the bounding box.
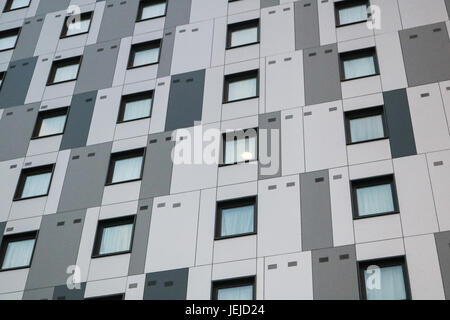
[0,71,5,91]
[31,106,69,140]
[92,215,136,259]
[13,164,55,201]
[3,0,31,13]
[46,56,82,86]
[127,39,162,69]
[60,11,93,39]
[85,293,125,300]
[105,148,146,186]
[350,174,399,220]
[212,276,256,300]
[358,256,411,300]
[223,69,259,104]
[344,106,388,145]
[215,196,257,240]
[136,0,167,22]
[220,128,259,167]
[339,47,380,82]
[335,0,370,27]
[226,19,260,50]
[0,27,21,53]
[0,231,38,272]
[117,91,154,124]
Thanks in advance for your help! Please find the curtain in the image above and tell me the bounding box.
[218,285,253,300]
[0,34,18,51]
[2,239,35,269]
[142,2,166,20]
[99,224,133,255]
[10,0,31,10]
[133,47,160,67]
[22,172,52,198]
[228,78,257,102]
[364,265,407,300]
[356,184,394,216]
[225,136,257,164]
[54,64,79,83]
[231,27,258,47]
[123,98,152,121]
[344,56,376,80]
[66,19,91,36]
[112,156,143,184]
[221,205,254,237]
[350,115,384,143]
[39,115,67,137]
[339,4,367,25]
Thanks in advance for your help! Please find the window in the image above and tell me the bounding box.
[106,149,145,185]
[223,70,259,103]
[335,0,369,27]
[0,232,37,271]
[117,91,153,123]
[345,106,387,144]
[128,40,161,69]
[216,197,257,240]
[3,0,31,12]
[60,12,93,38]
[137,0,167,21]
[92,216,135,258]
[32,107,69,139]
[222,128,258,166]
[0,71,5,90]
[212,277,255,300]
[227,19,259,49]
[340,47,379,81]
[47,56,82,85]
[0,28,20,52]
[351,175,399,219]
[359,257,411,300]
[14,164,54,201]
[85,294,125,300]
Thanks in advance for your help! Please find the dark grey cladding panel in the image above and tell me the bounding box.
[0,57,38,109]
[157,28,176,78]
[22,287,55,300]
[446,0,450,17]
[97,0,140,43]
[53,282,86,300]
[25,210,86,290]
[435,231,450,299]
[312,245,359,300]
[165,69,205,131]
[164,0,192,30]
[399,22,450,87]
[12,16,45,61]
[143,268,189,300]
[0,222,6,244]
[294,0,320,50]
[383,89,417,159]
[0,103,39,161]
[35,0,71,16]
[261,0,280,8]
[258,111,282,180]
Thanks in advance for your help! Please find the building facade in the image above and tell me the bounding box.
[0,0,449,300]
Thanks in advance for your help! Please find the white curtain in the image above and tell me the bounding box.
[133,47,160,67]
[99,224,133,255]
[142,2,166,20]
[231,27,258,47]
[364,265,407,300]
[10,0,31,10]
[350,115,384,143]
[357,184,394,216]
[112,156,143,184]
[39,115,67,137]
[218,285,253,300]
[2,239,35,269]
[22,172,52,198]
[54,64,79,83]
[221,205,254,237]
[0,34,18,51]
[344,56,376,80]
[123,98,152,121]
[225,136,257,164]
[339,4,367,25]
[66,18,91,36]
[228,78,257,102]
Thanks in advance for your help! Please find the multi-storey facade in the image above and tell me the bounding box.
[0,0,449,300]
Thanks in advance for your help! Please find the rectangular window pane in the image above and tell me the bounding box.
[344,55,376,80]
[221,205,254,237]
[99,224,133,255]
[0,34,18,51]
[10,0,30,10]
[225,135,257,165]
[217,285,253,300]
[141,2,166,20]
[39,115,67,137]
[123,98,152,122]
[339,4,367,25]
[66,18,91,36]
[364,265,407,300]
[53,63,79,83]
[112,156,143,184]
[133,47,159,67]
[350,115,384,143]
[2,239,35,269]
[228,78,257,102]
[231,26,258,47]
[356,184,395,216]
[22,172,52,198]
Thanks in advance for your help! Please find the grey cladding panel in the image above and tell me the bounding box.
[294,0,320,50]
[12,16,45,61]
[258,112,282,180]
[22,287,54,300]
[35,0,70,16]
[143,268,189,300]
[53,283,86,300]
[157,28,176,78]
[164,0,192,29]
[97,0,140,43]
[261,0,280,8]
[446,0,450,16]
[435,231,450,299]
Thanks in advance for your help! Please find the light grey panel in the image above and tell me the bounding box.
[164,0,192,30]
[35,0,71,16]
[97,0,140,43]
[294,0,320,50]
[303,44,342,106]
[143,268,189,300]
[261,0,280,8]
[12,16,45,61]
[157,28,176,78]
[22,287,54,300]
[435,231,450,299]
[300,170,333,251]
[258,111,282,180]
[25,210,86,290]
[52,282,86,300]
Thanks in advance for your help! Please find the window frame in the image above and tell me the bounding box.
[220,128,259,167]
[46,56,82,86]
[226,19,260,50]
[215,196,257,240]
[339,47,380,82]
[105,148,146,186]
[91,215,136,259]
[350,174,400,220]
[0,71,5,91]
[334,0,370,28]
[60,11,93,39]
[0,27,21,53]
[223,69,259,104]
[85,293,125,300]
[344,106,388,145]
[0,231,38,272]
[358,256,412,300]
[211,276,256,300]
[127,39,162,70]
[31,107,69,140]
[117,91,154,124]
[3,0,31,13]
[13,164,55,201]
[136,0,167,22]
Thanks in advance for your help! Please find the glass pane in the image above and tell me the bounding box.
[350,114,384,143]
[141,2,166,20]
[217,285,253,300]
[22,172,52,198]
[228,78,257,102]
[39,114,67,137]
[236,136,257,163]
[0,34,18,51]
[339,4,367,25]
[221,205,254,237]
[133,47,159,67]
[231,26,258,47]
[123,98,152,122]
[53,63,79,83]
[344,55,376,80]
[99,224,133,255]
[356,184,395,216]
[112,156,143,184]
[2,239,35,269]
[224,139,236,165]
[364,265,407,300]
[66,18,91,36]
